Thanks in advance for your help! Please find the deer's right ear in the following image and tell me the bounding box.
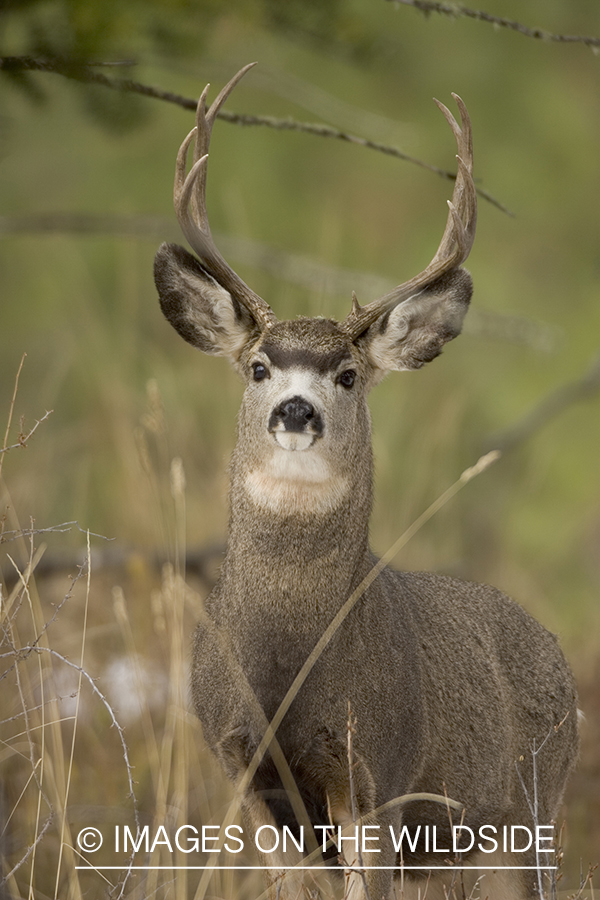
[154,243,258,360]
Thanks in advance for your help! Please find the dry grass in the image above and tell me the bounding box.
[0,368,257,899]
[0,528,261,899]
[1,373,597,900]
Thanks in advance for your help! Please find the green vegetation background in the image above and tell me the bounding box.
[1,0,599,895]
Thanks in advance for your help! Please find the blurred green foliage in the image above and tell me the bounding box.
[2,0,599,639]
[1,0,600,884]
[0,0,385,129]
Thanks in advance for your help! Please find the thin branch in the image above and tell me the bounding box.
[514,719,572,900]
[1,644,141,898]
[0,521,113,546]
[486,349,600,453]
[570,865,597,899]
[0,55,508,212]
[0,409,53,456]
[0,549,88,684]
[0,353,26,482]
[0,212,171,238]
[1,213,557,352]
[0,580,55,890]
[11,646,139,810]
[0,696,78,727]
[391,0,600,50]
[218,113,510,214]
[4,533,46,628]
[54,532,91,896]
[0,812,54,886]
[0,55,197,107]
[32,557,89,650]
[346,705,371,900]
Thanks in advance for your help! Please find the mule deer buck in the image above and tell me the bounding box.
[154,64,578,900]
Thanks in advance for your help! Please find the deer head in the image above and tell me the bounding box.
[154,64,477,516]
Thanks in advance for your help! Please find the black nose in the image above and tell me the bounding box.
[269,396,323,435]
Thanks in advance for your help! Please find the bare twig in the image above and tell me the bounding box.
[2,213,559,353]
[0,696,78,726]
[514,718,572,900]
[0,564,55,889]
[346,705,371,900]
[391,0,600,49]
[1,520,114,545]
[0,409,53,456]
[3,534,46,626]
[9,646,139,809]
[569,864,597,899]
[54,532,91,896]
[0,353,26,482]
[0,812,54,886]
[0,56,507,212]
[0,550,87,686]
[0,211,171,237]
[0,642,140,898]
[20,557,88,645]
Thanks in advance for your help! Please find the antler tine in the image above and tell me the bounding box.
[342,95,477,341]
[173,63,276,330]
[430,93,475,265]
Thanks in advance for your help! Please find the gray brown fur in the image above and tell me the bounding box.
[154,68,578,900]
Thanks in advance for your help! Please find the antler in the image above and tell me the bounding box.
[342,94,477,340]
[174,63,277,330]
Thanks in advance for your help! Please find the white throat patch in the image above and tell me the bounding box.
[244,445,349,514]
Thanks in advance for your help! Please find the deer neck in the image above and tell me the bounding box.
[219,441,374,622]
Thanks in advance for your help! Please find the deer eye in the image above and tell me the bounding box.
[252,362,270,382]
[338,369,356,389]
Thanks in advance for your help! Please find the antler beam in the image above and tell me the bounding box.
[174,62,277,330]
[342,94,477,340]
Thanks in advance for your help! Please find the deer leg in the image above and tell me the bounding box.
[328,802,398,900]
[241,790,336,900]
[240,792,311,900]
[191,613,267,779]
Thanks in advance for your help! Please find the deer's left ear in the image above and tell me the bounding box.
[360,269,472,374]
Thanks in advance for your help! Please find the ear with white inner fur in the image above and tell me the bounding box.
[154,242,259,359]
[361,268,473,374]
